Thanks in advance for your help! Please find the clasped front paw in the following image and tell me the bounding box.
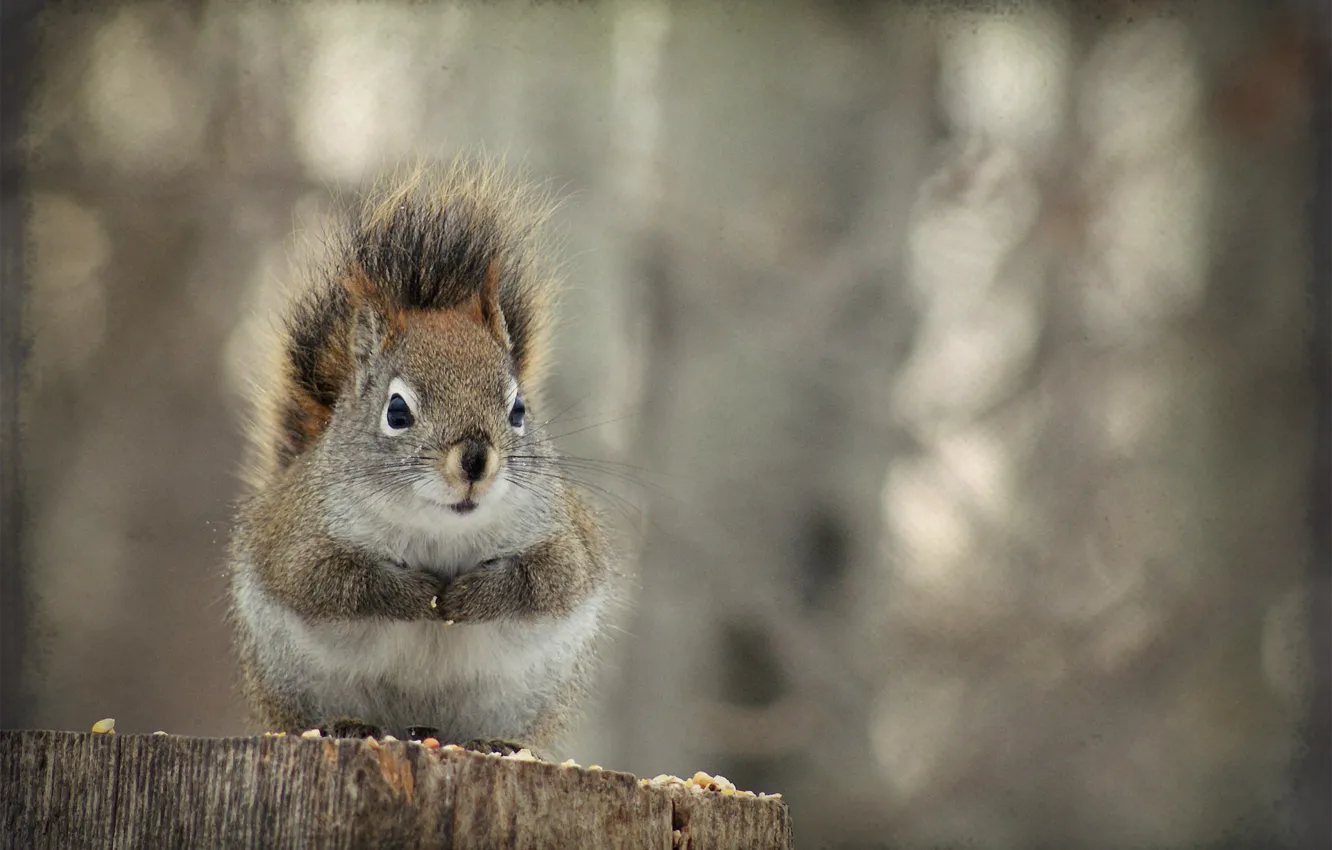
[429,575,473,623]
[427,587,460,623]
[427,557,514,623]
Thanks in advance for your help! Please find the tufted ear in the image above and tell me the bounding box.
[349,303,389,368]
[464,259,511,350]
[342,268,403,390]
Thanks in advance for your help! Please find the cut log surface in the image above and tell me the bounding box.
[0,730,793,849]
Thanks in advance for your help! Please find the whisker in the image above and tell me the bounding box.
[506,467,656,536]
[510,454,669,478]
[503,414,640,452]
[534,395,590,430]
[509,455,677,502]
[518,462,675,504]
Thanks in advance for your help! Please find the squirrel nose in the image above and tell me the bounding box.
[441,437,498,489]
[458,439,491,483]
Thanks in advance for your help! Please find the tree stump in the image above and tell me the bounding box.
[0,730,793,849]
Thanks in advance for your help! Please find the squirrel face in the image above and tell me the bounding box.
[326,298,536,523]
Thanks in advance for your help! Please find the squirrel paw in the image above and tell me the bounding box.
[320,717,384,739]
[430,560,511,623]
[458,737,539,758]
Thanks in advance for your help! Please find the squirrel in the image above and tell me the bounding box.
[226,160,614,757]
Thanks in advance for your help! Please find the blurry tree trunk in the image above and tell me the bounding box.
[20,2,312,736]
[857,3,1319,847]
[616,8,938,841]
[0,0,42,731]
[605,0,679,775]
[1301,7,1331,848]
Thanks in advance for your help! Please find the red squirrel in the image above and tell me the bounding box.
[227,160,614,756]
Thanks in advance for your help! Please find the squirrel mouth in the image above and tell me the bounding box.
[449,499,478,515]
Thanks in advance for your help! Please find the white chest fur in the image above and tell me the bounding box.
[236,573,606,740]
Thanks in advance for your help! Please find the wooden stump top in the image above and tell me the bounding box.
[0,730,793,849]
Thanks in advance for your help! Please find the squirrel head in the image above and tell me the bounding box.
[322,260,544,523]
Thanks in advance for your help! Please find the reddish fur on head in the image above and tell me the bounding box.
[240,159,561,494]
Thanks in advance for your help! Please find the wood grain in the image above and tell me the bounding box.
[0,731,793,849]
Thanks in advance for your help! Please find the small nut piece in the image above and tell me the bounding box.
[91,718,116,734]
[639,768,773,797]
[300,728,322,739]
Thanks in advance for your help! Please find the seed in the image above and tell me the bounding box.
[91,718,115,734]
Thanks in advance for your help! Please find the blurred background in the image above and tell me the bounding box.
[3,0,1329,847]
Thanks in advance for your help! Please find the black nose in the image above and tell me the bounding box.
[459,439,490,483]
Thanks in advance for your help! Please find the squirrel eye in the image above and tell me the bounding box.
[508,395,526,430]
[385,393,414,431]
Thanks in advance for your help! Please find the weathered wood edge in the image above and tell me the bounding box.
[0,730,793,850]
